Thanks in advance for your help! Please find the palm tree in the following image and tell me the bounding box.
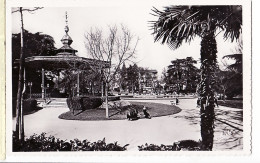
[151,6,242,150]
[223,54,242,74]
[223,36,242,74]
[222,52,242,99]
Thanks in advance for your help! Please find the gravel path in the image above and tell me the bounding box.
[12,98,243,151]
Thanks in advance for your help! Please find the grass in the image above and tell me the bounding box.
[58,101,181,121]
[218,100,243,109]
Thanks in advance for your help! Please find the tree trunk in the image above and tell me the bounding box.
[198,32,217,150]
[105,82,109,118]
[15,7,25,140]
[20,68,26,141]
[91,81,94,96]
[132,81,134,94]
[101,81,104,97]
[223,88,226,102]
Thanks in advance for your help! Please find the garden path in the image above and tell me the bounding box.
[12,98,243,151]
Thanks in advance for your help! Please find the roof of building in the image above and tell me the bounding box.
[15,12,109,71]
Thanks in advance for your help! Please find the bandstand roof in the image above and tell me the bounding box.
[17,12,110,71]
[24,55,109,71]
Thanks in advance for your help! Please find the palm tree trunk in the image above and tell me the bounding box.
[199,32,217,150]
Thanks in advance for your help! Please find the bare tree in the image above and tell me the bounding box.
[12,7,43,141]
[84,25,139,118]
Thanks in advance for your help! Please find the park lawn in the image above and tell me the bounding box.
[58,102,181,121]
[218,100,243,109]
[128,101,181,117]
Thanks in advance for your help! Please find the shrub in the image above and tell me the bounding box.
[23,98,37,113]
[101,96,120,102]
[138,140,201,151]
[66,98,72,109]
[13,132,128,151]
[50,89,67,98]
[218,100,243,109]
[99,100,131,109]
[82,96,102,110]
[67,96,103,111]
[13,132,68,151]
[70,138,128,151]
[67,97,83,111]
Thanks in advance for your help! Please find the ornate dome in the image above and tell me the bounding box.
[56,13,77,56]
[61,34,73,46]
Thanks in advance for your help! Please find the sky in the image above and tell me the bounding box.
[11,3,239,78]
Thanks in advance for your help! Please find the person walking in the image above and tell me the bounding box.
[176,97,179,105]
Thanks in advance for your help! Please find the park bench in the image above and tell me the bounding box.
[170,100,176,105]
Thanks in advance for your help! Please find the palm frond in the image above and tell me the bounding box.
[223,54,242,60]
[150,5,242,51]
[150,6,203,50]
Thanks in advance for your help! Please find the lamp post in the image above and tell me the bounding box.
[143,75,146,94]
[77,71,80,97]
[41,84,44,98]
[43,84,49,102]
[46,84,49,98]
[28,82,33,98]
[41,68,45,99]
[72,84,77,97]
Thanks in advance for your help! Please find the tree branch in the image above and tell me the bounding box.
[12,7,44,13]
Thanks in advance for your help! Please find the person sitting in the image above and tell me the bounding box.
[126,111,131,120]
[143,106,151,119]
[126,108,138,120]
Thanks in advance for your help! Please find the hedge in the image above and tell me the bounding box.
[23,98,38,114]
[67,97,83,111]
[82,97,102,110]
[13,132,128,151]
[13,98,38,116]
[101,96,120,102]
[67,96,103,111]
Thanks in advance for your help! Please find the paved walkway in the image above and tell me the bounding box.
[13,98,243,151]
